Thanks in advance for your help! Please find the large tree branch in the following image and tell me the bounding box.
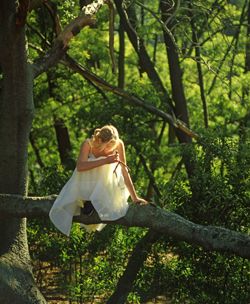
[0,194,249,259]
[32,0,106,78]
[62,55,199,139]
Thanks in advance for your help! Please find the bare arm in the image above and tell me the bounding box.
[117,140,147,204]
[76,140,118,172]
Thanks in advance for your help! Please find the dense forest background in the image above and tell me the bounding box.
[1,0,249,303]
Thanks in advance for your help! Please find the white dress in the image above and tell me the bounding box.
[49,154,130,236]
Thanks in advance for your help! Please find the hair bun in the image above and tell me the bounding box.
[94,128,100,135]
[91,125,119,151]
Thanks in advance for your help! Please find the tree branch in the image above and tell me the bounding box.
[32,0,107,78]
[62,55,199,139]
[0,194,249,259]
[207,0,248,95]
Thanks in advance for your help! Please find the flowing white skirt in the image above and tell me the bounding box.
[49,158,130,236]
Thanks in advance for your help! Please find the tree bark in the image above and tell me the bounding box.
[29,132,45,168]
[0,1,46,302]
[160,0,189,131]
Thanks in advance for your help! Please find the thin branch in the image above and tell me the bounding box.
[187,55,242,101]
[137,152,162,198]
[28,43,46,55]
[207,0,248,95]
[184,0,225,58]
[27,23,52,48]
[135,0,180,53]
[43,0,62,36]
[228,0,248,99]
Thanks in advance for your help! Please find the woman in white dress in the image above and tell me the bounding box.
[49,125,147,236]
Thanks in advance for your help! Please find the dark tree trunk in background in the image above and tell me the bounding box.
[114,2,197,183]
[188,1,209,128]
[107,231,160,304]
[29,132,45,168]
[160,0,195,179]
[237,1,250,183]
[245,1,250,73]
[0,1,46,302]
[47,70,73,169]
[54,117,73,167]
[118,21,125,89]
[160,0,190,137]
[37,1,73,170]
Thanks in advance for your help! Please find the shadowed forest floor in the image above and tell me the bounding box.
[33,261,172,304]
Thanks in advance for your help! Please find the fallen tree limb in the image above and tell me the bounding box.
[0,194,249,258]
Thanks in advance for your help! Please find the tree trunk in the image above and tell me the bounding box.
[245,0,250,73]
[47,70,73,169]
[107,231,160,304]
[54,117,73,168]
[160,1,189,136]
[0,1,46,302]
[118,20,125,89]
[160,0,195,179]
[188,1,208,128]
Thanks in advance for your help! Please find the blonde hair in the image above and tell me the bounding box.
[90,125,119,151]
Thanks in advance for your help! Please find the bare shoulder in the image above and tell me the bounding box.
[117,139,125,151]
[81,138,91,148]
[79,139,91,157]
[117,139,127,164]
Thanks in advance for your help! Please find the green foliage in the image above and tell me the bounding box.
[27,130,249,303]
[25,0,250,303]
